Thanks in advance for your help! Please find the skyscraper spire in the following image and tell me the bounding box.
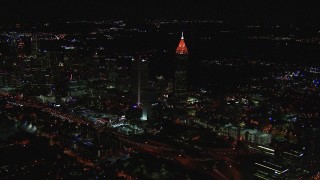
[174,32,189,107]
[176,32,188,55]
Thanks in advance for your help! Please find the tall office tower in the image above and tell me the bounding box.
[0,71,7,87]
[106,58,117,82]
[54,64,69,104]
[12,40,26,87]
[31,37,40,57]
[17,40,26,60]
[131,57,149,105]
[174,32,189,105]
[130,56,150,121]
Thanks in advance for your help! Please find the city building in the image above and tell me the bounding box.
[219,123,240,140]
[130,57,150,120]
[201,122,273,145]
[131,57,149,105]
[30,37,40,57]
[248,145,275,156]
[240,129,272,146]
[0,71,8,87]
[254,160,289,179]
[140,87,158,121]
[17,40,26,60]
[281,145,306,173]
[174,32,188,106]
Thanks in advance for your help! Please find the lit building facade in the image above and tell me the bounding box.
[254,160,289,179]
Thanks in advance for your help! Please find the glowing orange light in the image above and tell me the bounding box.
[176,32,188,55]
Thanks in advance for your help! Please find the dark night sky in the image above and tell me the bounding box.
[0,0,320,24]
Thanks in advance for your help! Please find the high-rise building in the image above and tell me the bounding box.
[11,40,26,87]
[140,87,157,121]
[31,37,40,57]
[131,57,149,105]
[174,32,189,105]
[0,71,7,87]
[130,56,153,121]
[17,40,26,60]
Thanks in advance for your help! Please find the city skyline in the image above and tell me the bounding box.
[1,2,320,180]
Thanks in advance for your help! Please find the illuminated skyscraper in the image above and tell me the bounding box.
[174,32,188,104]
[131,57,149,105]
[130,56,150,121]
